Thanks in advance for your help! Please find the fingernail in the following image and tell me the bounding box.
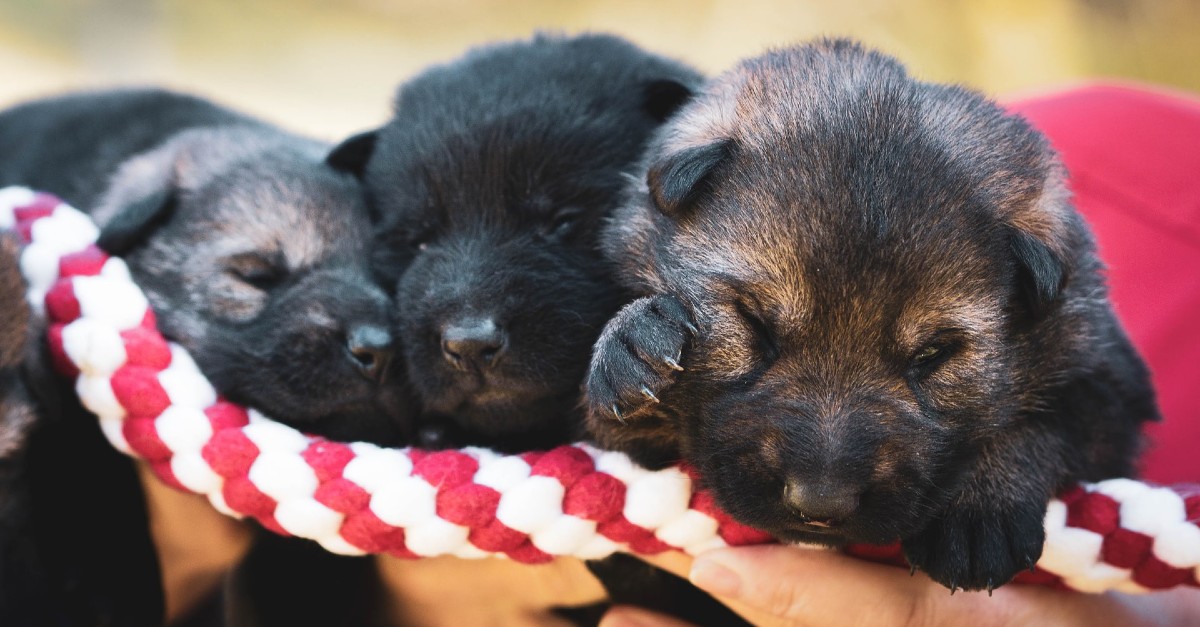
[689,555,742,597]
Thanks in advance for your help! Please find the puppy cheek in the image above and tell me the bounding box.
[692,316,757,380]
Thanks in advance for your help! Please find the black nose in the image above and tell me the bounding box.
[782,478,860,527]
[441,318,505,370]
[347,325,394,382]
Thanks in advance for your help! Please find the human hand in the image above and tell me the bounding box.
[600,545,1200,627]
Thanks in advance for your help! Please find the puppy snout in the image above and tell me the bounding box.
[441,317,506,370]
[347,325,395,382]
[782,478,860,527]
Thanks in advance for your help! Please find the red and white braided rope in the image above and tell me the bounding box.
[3,186,1197,593]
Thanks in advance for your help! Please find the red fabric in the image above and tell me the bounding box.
[122,417,171,462]
[109,365,171,418]
[530,445,596,487]
[45,323,78,378]
[413,450,480,489]
[57,245,109,277]
[505,541,554,564]
[597,515,656,544]
[221,476,277,518]
[1009,83,1200,484]
[201,429,259,478]
[628,535,674,555]
[1066,491,1121,535]
[13,192,58,219]
[314,478,371,515]
[204,402,251,432]
[563,472,626,521]
[1133,557,1195,589]
[339,510,408,553]
[301,440,356,482]
[468,519,527,552]
[1101,528,1154,569]
[43,279,79,321]
[437,483,501,527]
[119,327,172,369]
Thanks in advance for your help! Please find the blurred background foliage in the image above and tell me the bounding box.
[1,0,1198,140]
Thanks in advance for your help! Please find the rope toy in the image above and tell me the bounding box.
[4,185,1197,594]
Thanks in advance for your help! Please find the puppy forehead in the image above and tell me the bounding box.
[189,168,368,266]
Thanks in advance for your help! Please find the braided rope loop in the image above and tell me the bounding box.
[4,187,1197,593]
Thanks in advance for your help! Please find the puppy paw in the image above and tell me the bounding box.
[586,294,695,421]
[902,498,1045,593]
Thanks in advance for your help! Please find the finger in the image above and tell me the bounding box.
[600,605,699,627]
[638,551,803,626]
[689,546,947,626]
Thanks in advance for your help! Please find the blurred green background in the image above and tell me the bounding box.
[1,0,1197,141]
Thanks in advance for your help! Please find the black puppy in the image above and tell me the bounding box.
[331,33,748,626]
[0,89,409,443]
[0,89,410,626]
[586,40,1158,592]
[332,33,701,451]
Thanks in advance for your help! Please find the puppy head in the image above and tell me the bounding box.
[621,40,1082,544]
[331,34,702,449]
[94,128,414,444]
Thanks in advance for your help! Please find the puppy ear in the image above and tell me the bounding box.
[647,139,731,215]
[1005,165,1074,318]
[326,130,378,178]
[96,189,176,256]
[94,141,184,256]
[642,79,695,123]
[1009,226,1066,316]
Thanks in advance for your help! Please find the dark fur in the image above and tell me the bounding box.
[586,40,1158,591]
[331,33,747,626]
[0,89,412,625]
[0,89,412,443]
[336,33,703,451]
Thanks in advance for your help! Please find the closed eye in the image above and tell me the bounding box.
[225,252,288,291]
[544,206,585,238]
[735,297,780,364]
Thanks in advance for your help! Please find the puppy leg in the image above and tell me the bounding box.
[901,422,1061,592]
[585,294,694,421]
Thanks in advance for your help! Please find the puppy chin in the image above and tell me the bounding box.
[773,527,848,547]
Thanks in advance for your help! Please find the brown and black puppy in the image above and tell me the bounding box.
[586,39,1158,592]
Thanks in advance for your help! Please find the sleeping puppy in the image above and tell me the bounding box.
[331,33,701,451]
[0,89,410,443]
[0,89,410,626]
[331,33,748,626]
[586,39,1158,592]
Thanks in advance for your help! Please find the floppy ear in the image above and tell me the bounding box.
[1004,166,1074,318]
[642,79,695,123]
[326,130,378,179]
[96,189,175,256]
[646,139,731,216]
[1009,226,1065,316]
[94,140,184,256]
